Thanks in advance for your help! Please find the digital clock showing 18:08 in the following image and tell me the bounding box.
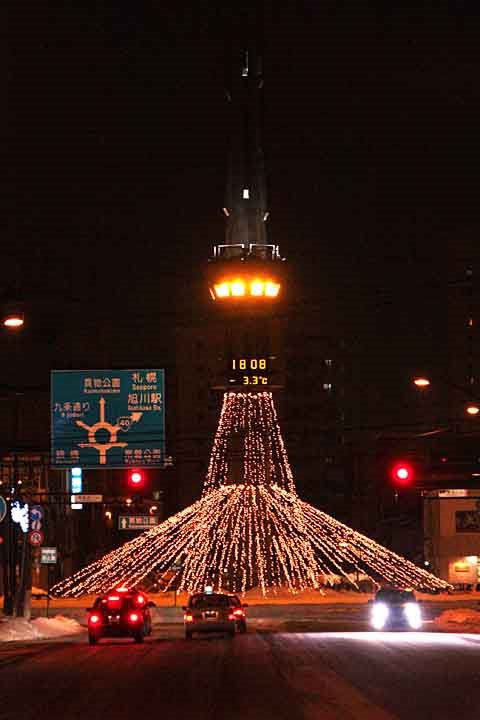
[229,357,269,386]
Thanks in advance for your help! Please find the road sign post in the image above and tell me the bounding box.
[39,548,57,618]
[1,498,15,616]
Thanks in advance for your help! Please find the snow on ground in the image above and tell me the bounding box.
[433,608,480,633]
[0,615,84,643]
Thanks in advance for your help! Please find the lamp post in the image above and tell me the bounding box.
[1,311,26,616]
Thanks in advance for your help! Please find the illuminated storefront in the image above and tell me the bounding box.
[424,489,480,587]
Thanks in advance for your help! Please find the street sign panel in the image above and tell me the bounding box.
[71,494,103,503]
[30,505,44,522]
[41,547,57,564]
[51,369,166,468]
[0,496,6,523]
[118,515,160,530]
[29,530,44,546]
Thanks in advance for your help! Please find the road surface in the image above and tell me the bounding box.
[1,628,479,720]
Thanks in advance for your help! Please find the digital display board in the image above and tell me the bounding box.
[51,369,166,468]
[228,357,270,387]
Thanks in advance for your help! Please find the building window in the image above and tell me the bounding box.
[323,383,333,392]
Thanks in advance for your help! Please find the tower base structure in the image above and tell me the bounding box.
[52,393,450,597]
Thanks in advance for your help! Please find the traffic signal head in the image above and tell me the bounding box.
[390,461,414,487]
[127,469,145,489]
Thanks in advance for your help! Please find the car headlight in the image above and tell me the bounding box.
[371,602,389,629]
[404,603,422,629]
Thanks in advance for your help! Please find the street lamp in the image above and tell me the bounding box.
[2,302,25,329]
[1,313,27,616]
[466,404,480,416]
[413,376,431,389]
[3,312,25,329]
[412,376,480,419]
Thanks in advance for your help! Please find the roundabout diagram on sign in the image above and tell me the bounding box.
[76,397,142,465]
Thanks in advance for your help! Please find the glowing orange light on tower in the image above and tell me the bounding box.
[230,279,246,296]
[250,279,264,296]
[210,275,282,300]
[214,282,230,298]
[265,281,280,298]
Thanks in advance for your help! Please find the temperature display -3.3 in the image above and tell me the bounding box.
[230,358,269,386]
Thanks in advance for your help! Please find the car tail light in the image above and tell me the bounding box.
[128,612,140,623]
[107,595,120,601]
[184,613,193,622]
[88,614,101,625]
[228,613,235,621]
[135,594,145,605]
[232,609,244,617]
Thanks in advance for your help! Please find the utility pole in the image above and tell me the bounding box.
[1,494,16,616]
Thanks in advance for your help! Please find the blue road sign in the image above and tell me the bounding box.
[51,369,166,468]
[0,496,6,523]
[30,505,44,522]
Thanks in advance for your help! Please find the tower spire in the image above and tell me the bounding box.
[224,43,268,248]
[207,15,284,302]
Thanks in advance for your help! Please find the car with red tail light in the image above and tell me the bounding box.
[183,590,248,639]
[86,585,155,645]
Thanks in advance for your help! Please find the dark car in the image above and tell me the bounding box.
[87,586,154,645]
[369,588,422,630]
[183,591,248,639]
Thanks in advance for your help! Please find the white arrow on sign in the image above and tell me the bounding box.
[119,517,128,529]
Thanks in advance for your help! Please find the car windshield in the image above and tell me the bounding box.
[189,594,231,608]
[375,589,416,604]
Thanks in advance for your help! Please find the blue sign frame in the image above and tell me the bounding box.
[51,369,166,468]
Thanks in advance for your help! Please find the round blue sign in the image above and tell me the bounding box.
[0,496,7,524]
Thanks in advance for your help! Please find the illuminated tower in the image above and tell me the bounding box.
[49,28,451,599]
[207,41,285,303]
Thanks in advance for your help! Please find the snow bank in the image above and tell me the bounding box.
[434,608,480,633]
[0,615,84,643]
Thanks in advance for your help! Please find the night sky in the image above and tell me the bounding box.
[5,1,480,376]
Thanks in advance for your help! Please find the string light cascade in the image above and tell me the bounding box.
[52,392,450,597]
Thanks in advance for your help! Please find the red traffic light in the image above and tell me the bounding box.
[128,469,145,488]
[390,461,414,487]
